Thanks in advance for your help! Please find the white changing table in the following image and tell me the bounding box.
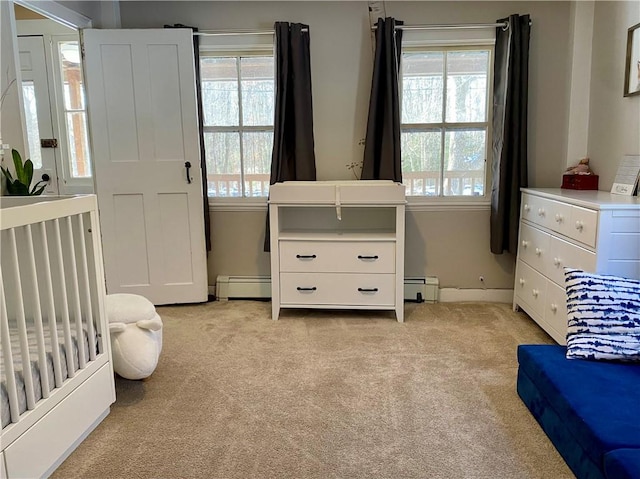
[268,180,406,321]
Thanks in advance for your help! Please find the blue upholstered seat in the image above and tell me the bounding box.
[517,345,640,479]
[604,449,640,479]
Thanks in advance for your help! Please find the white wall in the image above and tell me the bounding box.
[119,1,574,290]
[588,1,640,190]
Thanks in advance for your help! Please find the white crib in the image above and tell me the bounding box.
[0,195,115,479]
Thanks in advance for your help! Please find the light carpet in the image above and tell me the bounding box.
[53,301,573,479]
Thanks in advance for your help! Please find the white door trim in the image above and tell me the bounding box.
[13,0,92,29]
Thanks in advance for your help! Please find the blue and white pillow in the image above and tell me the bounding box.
[565,268,640,361]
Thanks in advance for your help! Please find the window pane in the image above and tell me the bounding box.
[446,51,489,123]
[66,112,92,177]
[402,52,444,123]
[241,57,274,126]
[401,130,441,196]
[200,57,239,127]
[204,131,241,197]
[21,81,42,169]
[59,41,85,110]
[242,131,272,197]
[443,129,486,196]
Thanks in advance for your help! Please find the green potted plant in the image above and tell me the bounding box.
[1,149,46,195]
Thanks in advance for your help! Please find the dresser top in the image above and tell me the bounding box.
[522,188,640,210]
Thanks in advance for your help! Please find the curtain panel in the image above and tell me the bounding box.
[164,24,211,252]
[269,22,316,185]
[362,17,404,182]
[490,14,531,255]
[265,22,316,251]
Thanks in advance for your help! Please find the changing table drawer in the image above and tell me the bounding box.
[280,272,395,306]
[279,241,395,274]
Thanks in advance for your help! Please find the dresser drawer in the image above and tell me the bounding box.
[521,194,571,233]
[280,272,395,306]
[518,223,550,274]
[522,193,598,247]
[279,241,395,273]
[564,205,598,247]
[547,235,596,286]
[544,282,568,345]
[514,261,547,317]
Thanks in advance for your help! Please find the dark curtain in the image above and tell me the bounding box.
[361,17,403,182]
[490,14,531,255]
[264,21,316,251]
[164,24,211,252]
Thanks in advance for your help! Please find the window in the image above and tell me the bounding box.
[200,54,274,197]
[57,40,92,178]
[401,47,492,197]
[21,81,42,168]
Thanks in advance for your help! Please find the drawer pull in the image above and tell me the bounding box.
[357,255,379,260]
[521,240,529,248]
[358,287,379,293]
[550,303,558,313]
[575,220,584,231]
[553,257,561,267]
[519,278,525,286]
[524,204,531,212]
[538,208,545,217]
[535,247,542,256]
[296,286,317,292]
[532,289,539,298]
[296,254,317,259]
[555,214,564,223]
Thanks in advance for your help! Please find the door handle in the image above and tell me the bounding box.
[185,161,192,184]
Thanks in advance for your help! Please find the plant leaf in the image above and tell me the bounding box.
[29,179,47,196]
[31,184,46,196]
[12,149,26,184]
[8,179,29,196]
[1,165,14,182]
[24,159,34,187]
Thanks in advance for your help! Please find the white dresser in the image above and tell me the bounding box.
[513,188,640,344]
[269,180,406,321]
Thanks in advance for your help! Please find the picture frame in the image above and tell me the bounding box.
[624,22,640,97]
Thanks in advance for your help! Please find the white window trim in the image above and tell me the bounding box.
[400,41,495,207]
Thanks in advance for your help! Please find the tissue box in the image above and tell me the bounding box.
[561,174,599,190]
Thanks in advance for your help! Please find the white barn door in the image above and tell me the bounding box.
[83,29,207,305]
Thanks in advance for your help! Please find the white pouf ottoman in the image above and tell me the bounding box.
[105,293,163,380]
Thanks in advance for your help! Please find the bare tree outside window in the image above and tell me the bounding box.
[200,55,274,197]
[401,48,491,197]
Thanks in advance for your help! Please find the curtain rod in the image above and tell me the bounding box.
[195,28,308,37]
[372,22,510,32]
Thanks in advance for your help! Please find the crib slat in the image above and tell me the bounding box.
[39,221,64,387]
[7,228,37,410]
[76,214,96,361]
[53,218,75,378]
[0,270,21,424]
[25,224,50,398]
[65,216,87,369]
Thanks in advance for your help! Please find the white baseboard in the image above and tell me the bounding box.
[438,288,514,303]
[214,275,513,304]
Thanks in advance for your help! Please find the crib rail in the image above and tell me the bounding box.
[0,195,109,430]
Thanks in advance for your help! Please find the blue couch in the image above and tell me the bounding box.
[517,345,640,479]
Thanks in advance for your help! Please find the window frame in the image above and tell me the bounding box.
[50,34,93,193]
[400,43,495,208]
[199,47,275,201]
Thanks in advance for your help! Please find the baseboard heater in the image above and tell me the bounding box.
[214,275,439,303]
